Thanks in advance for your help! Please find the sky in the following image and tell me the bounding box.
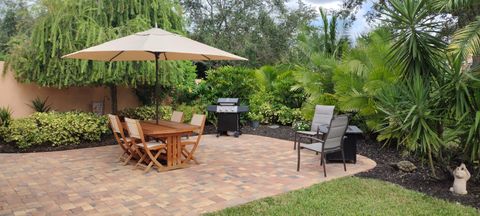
[286,0,375,42]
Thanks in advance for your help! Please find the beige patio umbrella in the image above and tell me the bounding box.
[63,27,247,123]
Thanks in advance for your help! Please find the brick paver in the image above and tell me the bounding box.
[0,135,376,215]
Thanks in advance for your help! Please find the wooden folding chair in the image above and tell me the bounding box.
[181,114,206,164]
[108,114,136,165]
[171,111,184,123]
[124,118,167,173]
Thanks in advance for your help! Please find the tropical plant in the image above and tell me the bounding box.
[255,65,305,108]
[379,0,450,177]
[29,96,52,112]
[448,11,480,64]
[0,106,12,127]
[376,75,443,176]
[381,0,447,81]
[292,53,338,120]
[333,28,398,131]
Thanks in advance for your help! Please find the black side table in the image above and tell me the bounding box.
[326,125,363,164]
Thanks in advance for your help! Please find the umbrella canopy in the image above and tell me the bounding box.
[62,28,247,61]
[63,27,247,123]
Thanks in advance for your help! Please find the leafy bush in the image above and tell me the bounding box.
[1,111,109,148]
[119,106,173,121]
[248,91,302,125]
[29,96,52,112]
[256,65,305,108]
[201,66,258,105]
[120,104,206,123]
[293,121,310,131]
[248,91,277,124]
[277,106,303,126]
[176,103,206,123]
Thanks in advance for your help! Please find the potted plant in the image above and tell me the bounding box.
[248,112,263,129]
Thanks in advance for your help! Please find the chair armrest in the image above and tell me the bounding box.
[297,135,325,143]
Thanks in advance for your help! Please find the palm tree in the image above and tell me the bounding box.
[334,28,398,131]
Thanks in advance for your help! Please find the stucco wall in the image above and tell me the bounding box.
[0,61,140,118]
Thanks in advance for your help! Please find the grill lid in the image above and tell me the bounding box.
[217,98,239,105]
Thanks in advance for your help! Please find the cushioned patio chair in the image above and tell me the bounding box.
[297,115,348,177]
[181,114,206,164]
[293,105,335,150]
[171,111,184,123]
[124,118,167,173]
[108,114,136,165]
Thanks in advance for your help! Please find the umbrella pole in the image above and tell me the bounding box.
[155,52,160,124]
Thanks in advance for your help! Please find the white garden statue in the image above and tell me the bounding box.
[449,163,471,195]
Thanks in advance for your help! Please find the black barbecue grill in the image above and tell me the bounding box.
[207,98,248,137]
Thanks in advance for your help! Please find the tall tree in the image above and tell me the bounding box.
[0,0,33,56]
[5,0,196,113]
[181,0,316,67]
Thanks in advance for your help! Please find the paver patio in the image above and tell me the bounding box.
[0,134,376,216]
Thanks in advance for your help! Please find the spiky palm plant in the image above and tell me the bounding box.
[381,0,447,80]
[376,75,443,176]
[380,0,449,177]
[333,28,398,131]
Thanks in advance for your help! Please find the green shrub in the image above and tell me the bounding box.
[119,105,173,121]
[202,66,258,104]
[176,103,206,123]
[248,91,303,125]
[293,121,310,131]
[277,106,303,125]
[248,91,276,124]
[119,104,206,123]
[1,111,109,148]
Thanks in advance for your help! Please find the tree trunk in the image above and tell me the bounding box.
[109,84,118,114]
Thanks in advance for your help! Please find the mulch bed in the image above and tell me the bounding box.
[205,124,480,209]
[1,124,478,209]
[0,135,116,153]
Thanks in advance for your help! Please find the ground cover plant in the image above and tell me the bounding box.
[0,111,109,148]
[206,177,479,216]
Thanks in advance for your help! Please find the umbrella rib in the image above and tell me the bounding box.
[163,52,168,60]
[108,51,124,62]
[201,54,211,61]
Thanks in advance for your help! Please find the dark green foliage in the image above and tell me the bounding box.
[119,105,173,121]
[0,0,33,55]
[333,28,398,131]
[201,66,258,105]
[175,103,207,123]
[376,75,443,174]
[256,65,305,108]
[0,106,11,127]
[5,0,191,89]
[381,0,447,80]
[119,104,205,123]
[181,0,317,67]
[1,111,109,148]
[29,96,52,113]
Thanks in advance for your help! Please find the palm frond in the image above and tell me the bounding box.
[449,16,480,61]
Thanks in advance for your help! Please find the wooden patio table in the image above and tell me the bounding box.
[124,120,200,171]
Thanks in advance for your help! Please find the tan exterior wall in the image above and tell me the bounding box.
[0,61,140,118]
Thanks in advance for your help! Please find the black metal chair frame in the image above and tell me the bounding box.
[296,118,348,177]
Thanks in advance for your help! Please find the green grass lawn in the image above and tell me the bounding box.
[206,177,479,216]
